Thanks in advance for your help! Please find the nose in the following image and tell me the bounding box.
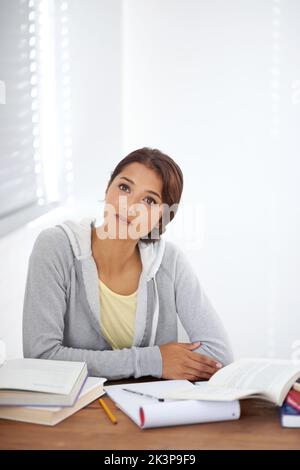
[118,195,137,223]
[127,196,139,217]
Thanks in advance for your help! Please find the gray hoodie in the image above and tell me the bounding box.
[22,217,234,380]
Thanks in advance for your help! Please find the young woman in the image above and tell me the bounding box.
[23,147,233,381]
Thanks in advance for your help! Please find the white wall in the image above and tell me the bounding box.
[122,0,300,360]
[70,0,123,201]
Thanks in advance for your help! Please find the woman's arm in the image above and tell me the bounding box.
[174,246,234,367]
[22,229,162,380]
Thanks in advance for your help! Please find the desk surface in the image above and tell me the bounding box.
[0,383,300,450]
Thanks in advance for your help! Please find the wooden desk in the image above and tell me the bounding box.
[0,381,300,450]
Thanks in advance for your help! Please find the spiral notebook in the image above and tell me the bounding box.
[104,380,240,429]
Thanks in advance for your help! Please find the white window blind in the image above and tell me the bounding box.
[0,0,72,237]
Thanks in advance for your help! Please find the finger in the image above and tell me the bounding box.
[196,372,212,380]
[183,360,214,378]
[184,374,199,382]
[188,351,223,369]
[188,358,218,376]
[188,353,219,373]
[184,371,212,381]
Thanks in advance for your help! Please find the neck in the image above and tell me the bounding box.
[92,225,140,274]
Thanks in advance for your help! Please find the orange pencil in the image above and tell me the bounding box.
[99,398,117,424]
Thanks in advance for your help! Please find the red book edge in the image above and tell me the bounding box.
[286,389,300,412]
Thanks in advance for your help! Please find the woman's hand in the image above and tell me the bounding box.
[159,341,223,381]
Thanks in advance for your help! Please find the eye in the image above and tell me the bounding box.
[118,183,130,193]
[144,196,157,206]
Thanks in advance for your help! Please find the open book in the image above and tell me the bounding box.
[0,377,106,426]
[161,358,300,406]
[0,358,88,406]
[104,380,240,429]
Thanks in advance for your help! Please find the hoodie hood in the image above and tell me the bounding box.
[57,217,166,347]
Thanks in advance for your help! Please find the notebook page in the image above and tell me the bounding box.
[120,379,193,399]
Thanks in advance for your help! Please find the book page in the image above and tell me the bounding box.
[163,383,260,402]
[163,359,300,405]
[0,377,106,426]
[208,358,300,404]
[0,359,86,395]
[23,377,106,411]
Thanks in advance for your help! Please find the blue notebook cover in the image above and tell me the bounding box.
[281,403,300,415]
[280,402,300,428]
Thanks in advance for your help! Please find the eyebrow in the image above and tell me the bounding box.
[118,176,162,201]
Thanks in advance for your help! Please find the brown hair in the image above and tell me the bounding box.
[104,147,184,243]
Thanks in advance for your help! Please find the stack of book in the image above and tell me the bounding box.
[280,381,300,428]
[0,358,106,425]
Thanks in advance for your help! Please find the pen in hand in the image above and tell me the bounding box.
[99,398,118,424]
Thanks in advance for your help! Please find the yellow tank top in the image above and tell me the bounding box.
[98,278,137,350]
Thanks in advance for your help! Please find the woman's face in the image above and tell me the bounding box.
[103,162,164,240]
